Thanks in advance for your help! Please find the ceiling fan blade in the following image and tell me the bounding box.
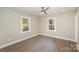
[41,7,49,15]
[41,7,44,10]
[44,11,47,14]
[44,7,50,11]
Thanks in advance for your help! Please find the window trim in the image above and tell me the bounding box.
[47,17,56,32]
[21,16,31,33]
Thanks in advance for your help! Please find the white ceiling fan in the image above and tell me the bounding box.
[41,7,50,15]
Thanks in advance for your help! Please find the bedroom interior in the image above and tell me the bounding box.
[0,7,79,52]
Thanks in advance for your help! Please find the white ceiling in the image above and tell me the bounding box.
[10,7,76,16]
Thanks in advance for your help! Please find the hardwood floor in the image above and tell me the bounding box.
[0,35,78,52]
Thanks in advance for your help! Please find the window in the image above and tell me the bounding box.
[47,17,56,32]
[21,16,31,33]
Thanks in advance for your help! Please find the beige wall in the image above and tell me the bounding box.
[77,9,79,48]
[75,8,79,50]
[78,11,79,49]
[78,11,79,45]
[0,8,40,46]
[40,12,75,41]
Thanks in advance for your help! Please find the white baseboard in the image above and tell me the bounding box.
[0,33,40,49]
[0,33,76,49]
[40,34,76,42]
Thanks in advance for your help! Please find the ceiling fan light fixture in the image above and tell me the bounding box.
[41,7,50,15]
[41,11,44,14]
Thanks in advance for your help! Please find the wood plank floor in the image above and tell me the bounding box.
[0,35,78,52]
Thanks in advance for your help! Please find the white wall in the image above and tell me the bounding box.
[40,11,75,41]
[0,8,40,46]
